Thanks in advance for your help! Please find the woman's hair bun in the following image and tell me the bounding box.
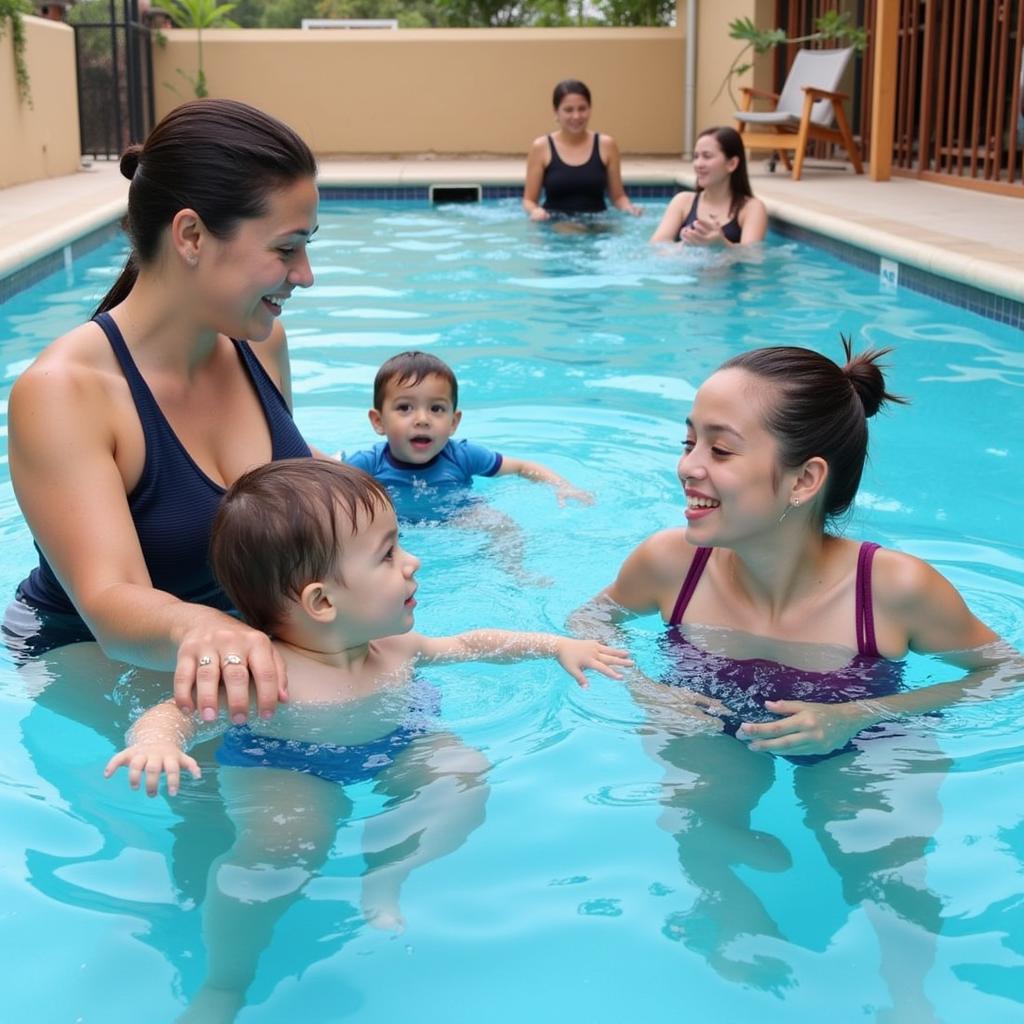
[119,145,143,181]
[839,334,907,418]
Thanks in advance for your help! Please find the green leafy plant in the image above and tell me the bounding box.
[0,0,33,105]
[165,0,237,98]
[716,9,868,108]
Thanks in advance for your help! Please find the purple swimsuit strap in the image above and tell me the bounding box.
[855,541,882,658]
[668,547,713,626]
[669,542,883,658]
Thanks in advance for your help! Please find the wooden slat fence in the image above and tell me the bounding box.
[775,0,1024,193]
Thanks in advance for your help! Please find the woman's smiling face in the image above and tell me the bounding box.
[554,93,592,134]
[677,368,795,546]
[195,175,319,341]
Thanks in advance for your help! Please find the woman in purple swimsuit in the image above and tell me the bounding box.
[574,341,1018,1004]
[586,340,1005,751]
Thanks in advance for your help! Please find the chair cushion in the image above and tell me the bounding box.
[734,111,802,126]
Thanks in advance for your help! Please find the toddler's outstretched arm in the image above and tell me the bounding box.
[409,630,631,688]
[104,700,201,797]
[496,456,594,506]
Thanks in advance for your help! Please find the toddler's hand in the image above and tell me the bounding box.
[529,208,551,222]
[555,638,633,688]
[104,742,201,797]
[556,484,596,507]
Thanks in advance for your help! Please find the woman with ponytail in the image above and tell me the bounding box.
[571,339,1017,1004]
[6,99,319,725]
[576,337,1012,754]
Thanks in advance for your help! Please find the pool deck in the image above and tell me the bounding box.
[1,154,1022,306]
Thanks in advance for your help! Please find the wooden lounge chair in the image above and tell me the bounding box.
[734,46,864,181]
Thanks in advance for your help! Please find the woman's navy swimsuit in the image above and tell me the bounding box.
[542,133,608,214]
[6,312,311,656]
[676,193,743,244]
[662,543,905,762]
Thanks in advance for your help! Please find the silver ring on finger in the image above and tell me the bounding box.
[222,654,243,667]
[198,655,213,667]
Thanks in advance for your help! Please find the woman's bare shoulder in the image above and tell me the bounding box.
[869,546,935,603]
[622,528,695,584]
[11,320,115,403]
[738,195,766,219]
[606,528,697,615]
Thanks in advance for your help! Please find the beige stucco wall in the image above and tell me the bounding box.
[0,16,81,188]
[693,0,774,131]
[152,28,687,155]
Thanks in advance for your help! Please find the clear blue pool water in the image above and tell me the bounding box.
[2,200,1023,1023]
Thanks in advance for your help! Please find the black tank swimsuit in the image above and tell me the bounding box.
[542,133,608,214]
[676,193,743,243]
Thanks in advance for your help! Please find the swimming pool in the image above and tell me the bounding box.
[2,200,1023,1022]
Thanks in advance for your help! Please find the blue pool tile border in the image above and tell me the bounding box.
[0,219,123,305]
[317,183,685,201]
[319,185,431,200]
[1,189,1021,331]
[771,219,1024,331]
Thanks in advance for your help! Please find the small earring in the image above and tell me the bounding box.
[185,253,198,267]
[777,498,800,524]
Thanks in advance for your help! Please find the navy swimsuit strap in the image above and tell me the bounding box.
[94,311,164,437]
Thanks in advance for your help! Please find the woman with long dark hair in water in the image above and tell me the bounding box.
[651,125,767,245]
[6,98,318,723]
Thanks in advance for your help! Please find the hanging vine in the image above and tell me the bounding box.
[0,0,33,105]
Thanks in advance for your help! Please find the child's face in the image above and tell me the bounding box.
[329,502,421,643]
[369,373,462,464]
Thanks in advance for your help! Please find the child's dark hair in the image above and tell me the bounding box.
[695,125,754,218]
[553,79,591,108]
[96,98,316,315]
[210,459,392,634]
[373,351,459,410]
[720,336,907,525]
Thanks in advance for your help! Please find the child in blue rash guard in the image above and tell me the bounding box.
[345,350,594,509]
[106,460,628,1012]
[345,350,593,583]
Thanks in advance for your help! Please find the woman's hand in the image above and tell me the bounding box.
[173,620,288,724]
[737,699,875,756]
[680,215,726,246]
[529,207,551,222]
[555,638,633,687]
[104,742,201,797]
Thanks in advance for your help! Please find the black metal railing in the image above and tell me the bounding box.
[73,0,154,159]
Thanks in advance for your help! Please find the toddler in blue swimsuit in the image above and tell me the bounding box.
[106,459,627,1012]
[345,351,593,579]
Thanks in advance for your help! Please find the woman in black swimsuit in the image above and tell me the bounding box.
[7,99,319,722]
[651,126,767,246]
[522,79,642,221]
